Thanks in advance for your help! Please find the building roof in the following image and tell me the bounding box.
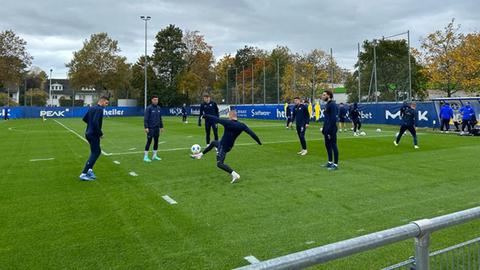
[45,79,97,96]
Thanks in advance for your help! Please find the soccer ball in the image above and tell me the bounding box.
[376,128,382,132]
[360,131,367,136]
[191,144,201,154]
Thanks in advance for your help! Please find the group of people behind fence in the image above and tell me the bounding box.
[439,101,478,135]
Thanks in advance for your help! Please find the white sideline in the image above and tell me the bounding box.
[54,119,112,156]
[105,133,400,156]
[162,195,178,205]
[244,255,260,264]
[30,157,55,162]
[129,171,138,177]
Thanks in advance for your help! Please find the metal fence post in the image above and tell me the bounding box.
[415,232,430,270]
[412,219,433,270]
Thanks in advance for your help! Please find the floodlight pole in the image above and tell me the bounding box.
[140,15,151,109]
[357,43,361,102]
[373,40,378,103]
[263,60,266,105]
[242,66,245,104]
[251,62,254,104]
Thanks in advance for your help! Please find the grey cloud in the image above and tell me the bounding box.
[0,0,478,77]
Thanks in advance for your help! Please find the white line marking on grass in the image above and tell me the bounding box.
[30,157,55,162]
[305,241,315,245]
[128,147,136,150]
[357,229,365,232]
[113,160,121,164]
[244,255,260,264]
[105,134,397,156]
[129,171,138,177]
[162,195,178,205]
[54,119,112,156]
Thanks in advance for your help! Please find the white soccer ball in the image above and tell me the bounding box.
[191,144,201,154]
[360,131,366,136]
[376,128,382,132]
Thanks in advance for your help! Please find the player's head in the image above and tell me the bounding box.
[183,103,186,106]
[294,97,301,105]
[410,102,416,109]
[339,102,344,107]
[151,95,159,105]
[228,110,238,120]
[98,96,109,107]
[203,94,211,103]
[321,90,333,102]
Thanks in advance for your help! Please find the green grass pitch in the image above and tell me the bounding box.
[1,116,479,269]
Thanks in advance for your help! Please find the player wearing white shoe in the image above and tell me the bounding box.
[191,111,262,183]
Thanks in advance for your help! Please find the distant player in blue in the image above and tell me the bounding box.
[3,106,9,120]
[198,94,219,145]
[338,103,348,132]
[292,97,310,155]
[394,102,419,149]
[191,111,262,183]
[79,96,109,181]
[350,103,362,136]
[143,95,164,162]
[439,102,454,133]
[181,103,188,123]
[286,104,293,129]
[459,102,475,134]
[321,90,339,170]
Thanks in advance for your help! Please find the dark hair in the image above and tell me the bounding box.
[99,96,109,101]
[323,90,333,99]
[151,95,158,99]
[294,96,300,100]
[203,93,210,97]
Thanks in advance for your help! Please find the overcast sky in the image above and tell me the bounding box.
[1,0,479,78]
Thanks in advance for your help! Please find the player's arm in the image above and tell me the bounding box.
[214,102,219,117]
[244,126,262,145]
[198,104,204,126]
[92,107,104,137]
[82,111,89,124]
[144,106,150,132]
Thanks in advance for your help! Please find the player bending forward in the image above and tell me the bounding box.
[191,111,262,183]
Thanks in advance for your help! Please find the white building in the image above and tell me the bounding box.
[45,79,98,106]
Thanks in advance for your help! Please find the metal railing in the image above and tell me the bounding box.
[233,206,480,270]
[383,237,480,270]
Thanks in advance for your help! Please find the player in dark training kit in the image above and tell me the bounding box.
[394,102,419,149]
[191,111,262,183]
[292,97,310,155]
[79,96,109,181]
[285,103,293,129]
[198,94,219,145]
[143,96,164,162]
[321,90,339,170]
[350,102,362,136]
[181,103,188,123]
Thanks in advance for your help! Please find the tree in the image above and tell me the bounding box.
[421,19,464,97]
[0,30,32,88]
[178,30,215,103]
[66,33,129,96]
[24,89,47,106]
[451,32,480,93]
[212,54,235,103]
[129,56,155,107]
[281,50,330,102]
[346,39,427,102]
[152,24,186,89]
